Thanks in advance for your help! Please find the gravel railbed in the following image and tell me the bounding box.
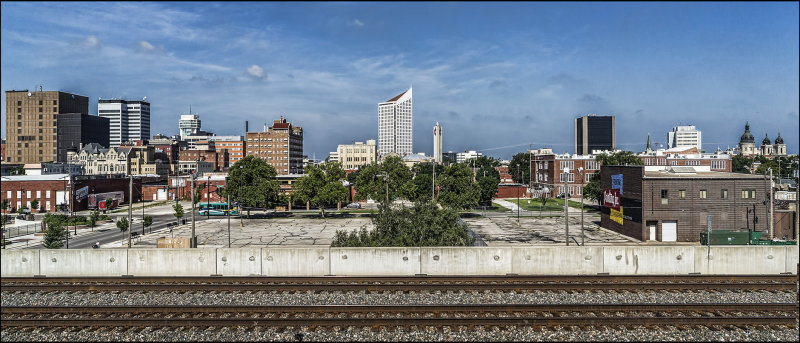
[3,290,797,341]
[2,290,796,307]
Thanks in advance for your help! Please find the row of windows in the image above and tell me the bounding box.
[659,189,755,204]
[8,190,52,198]
[14,100,57,106]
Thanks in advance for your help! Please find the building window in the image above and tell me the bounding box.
[39,100,43,105]
[661,190,668,205]
[721,189,728,199]
[39,107,43,112]
[678,190,685,199]
[53,100,57,105]
[17,101,21,106]
[699,190,707,199]
[53,107,57,112]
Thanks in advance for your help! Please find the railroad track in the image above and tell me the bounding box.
[2,304,796,330]
[2,275,796,292]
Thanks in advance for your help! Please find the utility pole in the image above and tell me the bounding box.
[769,168,774,240]
[579,167,584,246]
[227,181,231,248]
[564,168,570,246]
[191,176,196,248]
[128,175,133,248]
[207,175,211,219]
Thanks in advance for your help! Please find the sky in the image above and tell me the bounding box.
[1,2,798,160]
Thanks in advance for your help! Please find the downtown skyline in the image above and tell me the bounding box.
[1,2,798,159]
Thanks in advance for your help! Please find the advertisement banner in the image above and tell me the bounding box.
[611,174,623,195]
[610,206,623,225]
[603,189,621,210]
[75,186,89,201]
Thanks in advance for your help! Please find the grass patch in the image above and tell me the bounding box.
[508,198,592,212]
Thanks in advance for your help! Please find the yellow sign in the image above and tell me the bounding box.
[610,206,623,225]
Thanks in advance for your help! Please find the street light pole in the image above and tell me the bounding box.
[191,176,196,248]
[227,176,231,248]
[579,167,584,246]
[128,174,133,249]
[207,175,211,219]
[564,168,570,246]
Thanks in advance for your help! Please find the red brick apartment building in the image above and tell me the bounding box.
[178,149,229,172]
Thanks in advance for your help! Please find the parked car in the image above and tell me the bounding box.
[346,202,361,209]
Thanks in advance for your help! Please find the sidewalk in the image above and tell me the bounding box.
[1,220,117,250]
[494,199,586,214]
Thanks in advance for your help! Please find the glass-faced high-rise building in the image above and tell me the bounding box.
[98,98,150,147]
[378,87,413,157]
[574,114,615,155]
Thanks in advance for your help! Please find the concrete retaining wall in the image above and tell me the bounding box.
[513,247,603,275]
[40,249,127,277]
[1,246,797,277]
[603,246,694,275]
[127,249,216,276]
[263,247,330,276]
[694,246,790,275]
[421,247,512,275]
[217,248,261,276]
[331,248,420,276]
[0,250,40,277]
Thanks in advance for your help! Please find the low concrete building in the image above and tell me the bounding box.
[599,165,771,242]
[177,160,213,175]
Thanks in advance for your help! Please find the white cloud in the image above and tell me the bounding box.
[139,40,157,52]
[82,35,100,48]
[247,64,266,79]
[349,19,365,27]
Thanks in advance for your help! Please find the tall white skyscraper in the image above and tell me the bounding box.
[433,122,442,164]
[378,86,413,156]
[667,125,702,150]
[179,114,201,139]
[98,98,150,147]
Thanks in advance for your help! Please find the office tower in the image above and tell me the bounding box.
[378,86,413,156]
[245,116,303,175]
[56,113,110,162]
[667,125,702,150]
[574,114,615,155]
[5,89,89,163]
[433,122,442,164]
[179,114,201,139]
[98,98,150,147]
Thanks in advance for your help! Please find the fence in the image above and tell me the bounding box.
[3,223,42,240]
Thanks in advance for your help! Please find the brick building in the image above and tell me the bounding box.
[213,140,245,167]
[530,149,600,199]
[599,165,770,242]
[179,149,229,171]
[1,174,140,213]
[5,89,90,164]
[245,117,303,175]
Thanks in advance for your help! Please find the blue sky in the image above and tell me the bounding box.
[2,2,798,159]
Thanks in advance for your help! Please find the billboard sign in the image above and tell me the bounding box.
[603,189,621,210]
[74,186,89,201]
[611,174,623,195]
[610,206,624,225]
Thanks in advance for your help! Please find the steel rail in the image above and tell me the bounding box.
[3,303,797,315]
[3,275,796,284]
[2,316,795,329]
[1,282,793,292]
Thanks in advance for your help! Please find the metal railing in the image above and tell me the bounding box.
[2,223,42,240]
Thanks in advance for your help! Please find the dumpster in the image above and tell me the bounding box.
[700,230,750,245]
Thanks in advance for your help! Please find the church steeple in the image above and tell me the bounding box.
[645,133,653,153]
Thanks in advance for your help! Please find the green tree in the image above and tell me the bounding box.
[173,203,184,221]
[438,163,479,210]
[104,197,114,211]
[292,161,348,217]
[17,206,28,215]
[143,215,153,233]
[42,222,66,249]
[9,165,24,175]
[88,209,100,229]
[409,162,445,202]
[732,154,753,174]
[116,217,129,241]
[353,155,414,203]
[331,201,474,247]
[225,155,280,218]
[2,199,9,213]
[582,172,602,205]
[595,151,643,166]
[508,152,531,184]
[471,156,501,206]
[30,199,40,213]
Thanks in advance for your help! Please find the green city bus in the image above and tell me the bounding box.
[198,202,239,216]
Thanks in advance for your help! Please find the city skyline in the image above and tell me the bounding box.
[1,2,798,159]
